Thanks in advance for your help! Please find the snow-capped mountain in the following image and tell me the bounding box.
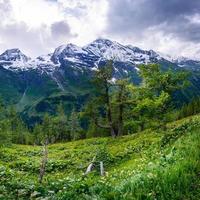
[50,38,161,72]
[1,38,199,74]
[0,48,30,62]
[0,49,60,72]
[0,48,31,70]
[84,39,160,64]
[157,52,200,70]
[0,39,165,73]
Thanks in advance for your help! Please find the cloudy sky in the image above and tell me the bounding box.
[0,0,200,59]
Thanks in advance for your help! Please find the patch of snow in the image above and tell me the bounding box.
[64,57,81,63]
[135,67,140,71]
[91,66,98,71]
[111,77,117,83]
[123,69,128,74]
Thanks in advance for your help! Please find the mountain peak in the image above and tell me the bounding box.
[91,38,115,45]
[7,48,20,53]
[0,48,30,62]
[87,38,122,49]
[51,43,87,64]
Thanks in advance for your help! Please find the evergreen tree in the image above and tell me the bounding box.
[138,64,189,128]
[112,79,131,136]
[33,124,43,145]
[41,113,55,144]
[69,108,82,140]
[54,103,70,141]
[85,62,189,137]
[7,106,30,144]
[178,97,200,119]
[86,61,131,137]
[92,60,117,137]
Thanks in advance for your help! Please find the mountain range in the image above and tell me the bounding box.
[1,38,200,125]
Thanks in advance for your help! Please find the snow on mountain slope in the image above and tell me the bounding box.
[51,43,90,68]
[0,39,198,73]
[32,54,60,73]
[0,48,31,70]
[49,38,162,73]
[0,48,30,62]
[0,49,58,72]
[158,52,200,70]
[158,52,188,63]
[84,39,160,64]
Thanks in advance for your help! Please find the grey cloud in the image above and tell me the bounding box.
[63,5,87,18]
[51,21,71,37]
[107,0,200,43]
[51,20,77,43]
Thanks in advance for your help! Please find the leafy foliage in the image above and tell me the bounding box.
[83,62,189,137]
[0,115,200,199]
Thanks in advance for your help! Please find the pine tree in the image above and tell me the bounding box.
[69,108,82,140]
[41,113,55,144]
[7,106,30,144]
[138,64,189,128]
[55,103,70,141]
[33,124,43,145]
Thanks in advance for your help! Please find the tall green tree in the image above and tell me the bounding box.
[85,62,189,137]
[112,79,131,136]
[92,60,117,137]
[69,108,82,140]
[85,61,133,137]
[41,113,55,144]
[54,103,70,141]
[138,64,189,127]
[7,106,31,144]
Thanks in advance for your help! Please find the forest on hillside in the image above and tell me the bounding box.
[1,62,199,146]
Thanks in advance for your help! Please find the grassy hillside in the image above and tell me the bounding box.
[0,115,200,199]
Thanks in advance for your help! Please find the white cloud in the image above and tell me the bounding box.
[9,0,62,27]
[0,0,200,59]
[0,0,108,57]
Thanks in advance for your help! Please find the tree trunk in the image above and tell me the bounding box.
[117,85,124,136]
[105,84,117,137]
[38,139,48,183]
[118,107,123,136]
[100,161,105,176]
[118,98,124,136]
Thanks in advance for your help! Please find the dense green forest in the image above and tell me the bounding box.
[0,63,200,199]
[0,63,191,145]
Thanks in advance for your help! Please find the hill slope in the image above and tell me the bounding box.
[0,115,200,199]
